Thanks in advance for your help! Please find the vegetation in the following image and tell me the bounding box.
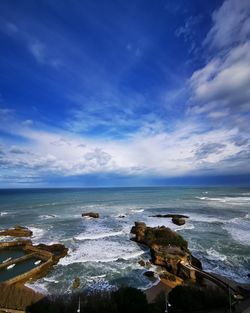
[27,287,165,313]
[168,285,228,312]
[144,227,188,250]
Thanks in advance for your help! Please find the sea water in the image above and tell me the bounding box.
[0,187,249,293]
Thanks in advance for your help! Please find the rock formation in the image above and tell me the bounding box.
[172,217,186,225]
[150,214,189,226]
[0,225,33,237]
[131,222,201,283]
[82,212,100,218]
[34,243,68,262]
[72,277,80,289]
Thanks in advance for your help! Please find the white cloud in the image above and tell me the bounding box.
[0,115,247,180]
[204,0,250,49]
[189,0,250,134]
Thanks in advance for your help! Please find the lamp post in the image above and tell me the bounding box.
[77,296,81,313]
[165,294,171,313]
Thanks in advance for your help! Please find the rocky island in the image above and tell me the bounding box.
[131,222,201,285]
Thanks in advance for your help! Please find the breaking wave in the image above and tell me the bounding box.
[74,231,124,241]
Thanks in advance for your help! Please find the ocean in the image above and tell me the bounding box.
[0,187,249,294]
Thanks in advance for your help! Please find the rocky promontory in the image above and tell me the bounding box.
[34,243,68,262]
[131,222,201,282]
[0,225,33,237]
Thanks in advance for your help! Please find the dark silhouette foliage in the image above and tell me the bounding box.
[26,286,165,313]
[168,285,228,312]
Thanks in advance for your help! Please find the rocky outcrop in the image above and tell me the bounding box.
[150,214,189,226]
[144,271,155,278]
[72,277,80,289]
[0,225,33,237]
[131,222,200,282]
[82,212,100,218]
[34,243,68,262]
[172,217,186,225]
[151,214,189,219]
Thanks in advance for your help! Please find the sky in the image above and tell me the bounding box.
[0,0,250,187]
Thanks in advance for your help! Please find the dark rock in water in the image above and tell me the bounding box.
[138,260,145,267]
[144,271,155,278]
[0,225,33,237]
[118,215,126,218]
[150,214,189,226]
[172,217,186,226]
[150,214,189,219]
[35,243,68,261]
[82,212,99,218]
[247,273,250,279]
[145,261,152,269]
[72,277,80,289]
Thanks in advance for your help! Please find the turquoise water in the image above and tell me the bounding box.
[0,187,249,293]
[0,256,43,282]
[0,248,25,263]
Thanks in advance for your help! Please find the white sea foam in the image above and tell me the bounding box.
[222,219,250,246]
[25,281,49,294]
[176,223,195,231]
[29,227,46,243]
[206,248,227,262]
[59,240,146,265]
[197,196,250,205]
[44,277,59,283]
[90,274,107,279]
[131,209,144,213]
[0,211,8,216]
[39,214,57,219]
[74,231,124,241]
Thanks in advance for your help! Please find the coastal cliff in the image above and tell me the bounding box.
[131,222,201,284]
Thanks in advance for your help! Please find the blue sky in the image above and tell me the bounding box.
[0,0,250,187]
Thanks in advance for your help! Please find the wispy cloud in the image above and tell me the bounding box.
[188,0,250,137]
[3,21,61,67]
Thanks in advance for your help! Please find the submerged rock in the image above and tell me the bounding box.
[144,271,155,278]
[72,277,80,289]
[0,225,33,237]
[151,214,189,219]
[150,214,189,226]
[138,260,145,267]
[82,212,100,218]
[172,217,186,226]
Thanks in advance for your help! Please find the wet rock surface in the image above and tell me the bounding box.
[131,222,199,282]
[82,212,100,218]
[0,225,33,237]
[150,214,189,226]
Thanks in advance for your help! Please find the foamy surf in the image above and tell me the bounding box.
[74,231,124,241]
[0,212,8,216]
[29,226,46,243]
[59,240,147,266]
[131,209,144,213]
[25,281,49,295]
[206,248,227,262]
